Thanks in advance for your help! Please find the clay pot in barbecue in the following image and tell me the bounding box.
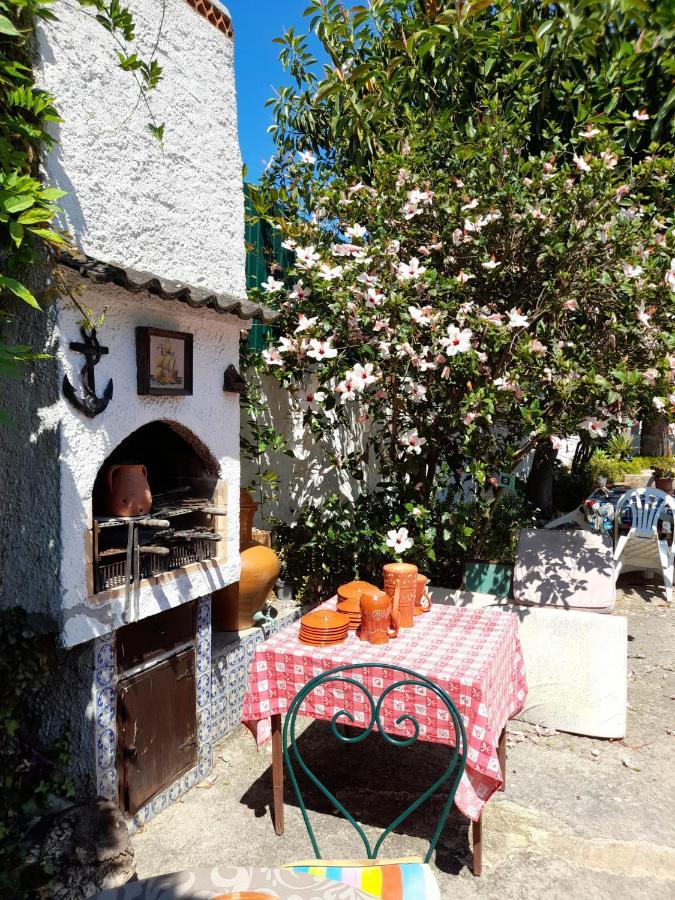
[106,464,152,517]
[357,587,399,645]
[212,490,280,632]
[383,562,418,628]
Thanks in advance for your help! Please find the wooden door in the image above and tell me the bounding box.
[117,647,197,814]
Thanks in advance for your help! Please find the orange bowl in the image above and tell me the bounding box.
[337,581,378,604]
[301,609,350,630]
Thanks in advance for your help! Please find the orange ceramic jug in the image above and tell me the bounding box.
[414,573,432,616]
[106,463,152,517]
[383,562,418,628]
[357,587,399,644]
[212,490,280,631]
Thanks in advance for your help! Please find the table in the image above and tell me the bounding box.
[94,865,374,898]
[242,602,528,875]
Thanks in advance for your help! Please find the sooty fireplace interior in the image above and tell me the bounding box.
[90,421,227,598]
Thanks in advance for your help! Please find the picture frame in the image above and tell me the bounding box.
[136,327,193,396]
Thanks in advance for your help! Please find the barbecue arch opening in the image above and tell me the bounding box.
[90,421,225,596]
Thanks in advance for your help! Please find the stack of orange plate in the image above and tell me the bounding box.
[299,609,350,646]
[336,581,377,631]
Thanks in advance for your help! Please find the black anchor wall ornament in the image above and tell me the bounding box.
[62,326,114,418]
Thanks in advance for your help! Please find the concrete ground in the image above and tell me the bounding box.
[132,585,675,898]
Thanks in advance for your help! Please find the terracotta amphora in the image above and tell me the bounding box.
[212,490,280,631]
[414,573,432,616]
[357,587,399,645]
[106,463,152,517]
[383,562,418,628]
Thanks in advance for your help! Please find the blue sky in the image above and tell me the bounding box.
[226,1,326,182]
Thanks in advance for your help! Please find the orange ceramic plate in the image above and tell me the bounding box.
[301,609,350,630]
[337,581,378,603]
[299,627,348,637]
[299,635,347,646]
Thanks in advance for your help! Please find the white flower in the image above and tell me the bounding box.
[281,238,297,251]
[331,242,361,257]
[401,200,422,220]
[462,411,477,425]
[404,379,427,402]
[295,245,321,269]
[277,336,295,354]
[643,368,658,385]
[562,298,578,311]
[349,362,378,390]
[573,153,591,173]
[399,428,427,455]
[579,417,608,438]
[550,435,563,450]
[306,339,338,361]
[385,527,414,553]
[289,281,311,301]
[357,272,380,287]
[295,314,317,333]
[345,223,367,239]
[261,275,284,293]
[262,347,283,366]
[579,125,601,138]
[336,377,357,402]
[298,387,326,411]
[506,308,529,329]
[481,256,501,270]
[456,270,475,284]
[653,397,666,411]
[452,228,463,245]
[365,287,384,308]
[408,305,433,324]
[298,149,317,164]
[632,109,649,121]
[317,263,343,281]
[600,149,619,169]
[664,258,675,292]
[636,303,652,325]
[462,198,479,210]
[441,325,473,356]
[396,257,426,281]
[622,263,643,279]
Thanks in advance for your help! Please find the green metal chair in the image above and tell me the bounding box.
[282,663,468,863]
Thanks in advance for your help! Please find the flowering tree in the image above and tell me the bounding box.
[247,115,673,581]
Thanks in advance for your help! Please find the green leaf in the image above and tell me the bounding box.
[3,195,34,214]
[0,275,41,309]
[8,220,23,246]
[27,227,65,243]
[0,14,19,36]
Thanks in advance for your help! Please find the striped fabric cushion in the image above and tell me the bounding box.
[283,859,440,899]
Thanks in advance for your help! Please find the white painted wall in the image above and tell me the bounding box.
[47,282,242,647]
[35,0,245,299]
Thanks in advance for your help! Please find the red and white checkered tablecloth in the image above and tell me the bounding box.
[241,601,527,821]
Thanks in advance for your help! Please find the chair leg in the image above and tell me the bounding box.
[472,817,482,876]
[271,713,285,835]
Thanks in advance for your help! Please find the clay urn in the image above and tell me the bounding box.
[105,464,152,517]
[212,490,280,632]
[357,586,399,645]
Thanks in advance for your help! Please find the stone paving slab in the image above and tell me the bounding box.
[132,585,675,897]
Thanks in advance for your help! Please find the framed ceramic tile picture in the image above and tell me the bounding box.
[136,327,193,396]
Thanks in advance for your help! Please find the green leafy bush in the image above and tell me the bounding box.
[0,609,74,896]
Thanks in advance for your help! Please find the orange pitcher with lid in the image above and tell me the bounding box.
[383,562,418,628]
[358,587,399,645]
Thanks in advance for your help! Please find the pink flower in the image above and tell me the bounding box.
[441,366,451,379]
[600,150,618,169]
[623,263,643,279]
[632,109,649,121]
[562,298,578,310]
[550,435,562,450]
[462,412,477,425]
[385,527,414,553]
[307,339,338,361]
[336,378,357,402]
[261,275,284,293]
[299,387,326,411]
[295,314,317,333]
[441,325,473,356]
[317,263,343,282]
[664,258,675,292]
[281,238,297,251]
[365,287,384,308]
[579,417,608,438]
[456,270,475,284]
[349,362,378,390]
[298,149,317,164]
[643,368,659,385]
[615,184,630,200]
[295,245,321,269]
[452,228,463,245]
[289,281,311,301]
[331,242,361,257]
[481,256,501,270]
[262,347,283,366]
[399,428,427,455]
[396,257,426,281]
[574,153,591,173]
[507,308,529,328]
[404,379,427,402]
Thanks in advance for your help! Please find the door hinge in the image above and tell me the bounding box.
[176,667,194,681]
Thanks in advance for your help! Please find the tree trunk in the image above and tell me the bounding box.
[640,411,670,457]
[526,439,558,519]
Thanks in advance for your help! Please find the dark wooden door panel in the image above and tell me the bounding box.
[118,647,197,814]
[117,601,196,672]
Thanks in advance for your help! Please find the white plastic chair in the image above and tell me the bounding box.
[614,488,675,603]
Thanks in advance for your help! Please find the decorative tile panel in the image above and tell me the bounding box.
[93,631,117,803]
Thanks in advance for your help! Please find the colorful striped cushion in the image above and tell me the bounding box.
[283,858,440,900]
